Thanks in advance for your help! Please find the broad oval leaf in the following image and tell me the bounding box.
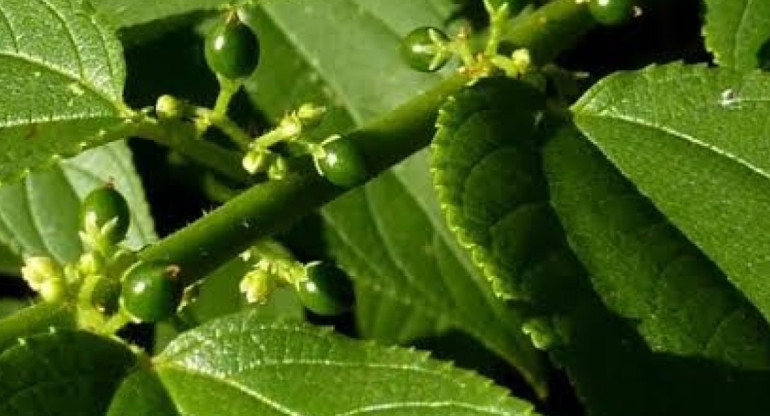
[324,151,547,397]
[544,124,770,370]
[431,78,547,299]
[703,0,770,70]
[0,0,129,182]
[155,311,538,416]
[0,142,156,266]
[0,330,136,416]
[572,63,770,326]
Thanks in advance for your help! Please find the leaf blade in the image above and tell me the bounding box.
[572,63,770,325]
[156,311,538,416]
[0,0,128,182]
[703,0,770,70]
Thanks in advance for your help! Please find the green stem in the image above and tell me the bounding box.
[130,116,251,184]
[139,74,469,285]
[502,0,594,64]
[137,0,592,285]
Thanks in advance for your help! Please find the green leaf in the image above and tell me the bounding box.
[324,150,547,396]
[0,299,24,319]
[703,0,770,70]
[107,368,178,416]
[0,302,74,353]
[0,330,136,416]
[243,0,455,130]
[0,0,129,183]
[92,0,226,29]
[431,78,546,299]
[534,127,770,416]
[572,63,770,326]
[155,311,538,415]
[0,142,156,267]
[544,123,770,370]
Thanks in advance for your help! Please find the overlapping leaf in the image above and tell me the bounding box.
[431,78,546,299]
[0,330,135,415]
[151,311,538,416]
[324,151,547,396]
[572,63,770,326]
[0,142,156,267]
[703,0,770,70]
[0,0,129,183]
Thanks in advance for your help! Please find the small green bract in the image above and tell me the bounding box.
[297,262,354,316]
[588,0,635,26]
[205,14,261,79]
[80,185,131,245]
[316,137,369,188]
[399,26,450,72]
[120,261,183,322]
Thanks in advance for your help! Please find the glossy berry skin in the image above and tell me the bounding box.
[297,262,354,316]
[400,26,450,72]
[80,186,130,244]
[120,262,182,323]
[316,138,368,188]
[91,278,120,315]
[589,0,635,26]
[205,17,260,79]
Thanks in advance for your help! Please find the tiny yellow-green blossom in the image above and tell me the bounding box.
[239,268,277,304]
[21,256,65,302]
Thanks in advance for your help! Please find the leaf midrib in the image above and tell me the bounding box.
[577,112,770,183]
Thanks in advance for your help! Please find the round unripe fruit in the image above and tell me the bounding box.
[120,262,182,322]
[91,278,120,315]
[316,138,368,188]
[400,26,450,72]
[297,262,354,316]
[589,0,635,26]
[80,186,130,245]
[205,15,260,79]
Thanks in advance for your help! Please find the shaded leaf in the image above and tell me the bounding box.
[431,78,546,299]
[324,150,547,396]
[0,142,156,267]
[572,63,770,325]
[0,0,129,183]
[0,330,136,415]
[545,123,770,370]
[243,0,455,131]
[0,302,74,353]
[107,368,178,416]
[155,310,538,415]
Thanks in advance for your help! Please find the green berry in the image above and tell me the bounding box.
[400,26,450,72]
[297,262,354,316]
[91,278,120,315]
[589,0,635,26]
[80,185,130,245]
[205,14,260,80]
[120,262,183,322]
[315,138,368,188]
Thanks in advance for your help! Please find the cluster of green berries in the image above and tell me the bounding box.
[81,186,183,323]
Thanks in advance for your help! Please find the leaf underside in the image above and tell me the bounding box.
[431,77,548,299]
